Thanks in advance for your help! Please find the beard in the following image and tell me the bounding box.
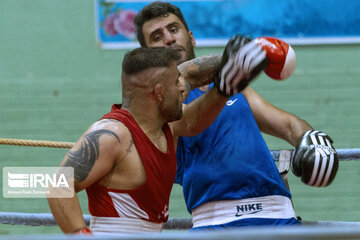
[183,36,195,62]
[172,35,195,64]
[160,95,183,123]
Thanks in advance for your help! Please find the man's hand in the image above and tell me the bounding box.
[214,35,268,97]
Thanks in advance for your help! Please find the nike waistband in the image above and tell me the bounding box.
[191,195,296,228]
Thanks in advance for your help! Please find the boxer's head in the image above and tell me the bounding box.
[121,47,185,122]
[134,1,196,63]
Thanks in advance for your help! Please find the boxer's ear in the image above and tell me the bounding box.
[188,31,196,48]
[154,84,165,102]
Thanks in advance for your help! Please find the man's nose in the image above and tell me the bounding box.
[163,30,176,46]
[179,84,185,93]
[180,85,186,100]
[178,77,186,99]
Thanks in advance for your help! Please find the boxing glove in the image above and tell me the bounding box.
[291,130,339,187]
[255,37,296,80]
[214,35,268,97]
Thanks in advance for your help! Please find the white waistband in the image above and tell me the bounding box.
[192,195,296,228]
[90,216,164,234]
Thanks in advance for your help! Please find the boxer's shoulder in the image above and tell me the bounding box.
[86,118,131,143]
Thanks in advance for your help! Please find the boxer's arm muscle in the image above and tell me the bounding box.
[170,87,227,138]
[178,54,221,92]
[47,121,124,233]
[243,87,312,146]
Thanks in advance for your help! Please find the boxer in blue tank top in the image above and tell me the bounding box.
[176,85,300,229]
[135,1,338,230]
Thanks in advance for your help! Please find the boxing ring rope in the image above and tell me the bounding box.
[0,138,74,149]
[1,137,360,161]
[1,213,360,240]
[1,211,360,229]
[1,138,360,238]
[0,212,192,230]
[1,228,360,240]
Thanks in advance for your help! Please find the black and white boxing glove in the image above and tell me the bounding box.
[291,130,339,187]
[214,35,268,97]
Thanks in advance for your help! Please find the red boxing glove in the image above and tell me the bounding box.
[255,37,296,80]
[73,227,92,235]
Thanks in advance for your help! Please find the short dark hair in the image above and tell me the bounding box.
[134,1,190,47]
[122,47,181,75]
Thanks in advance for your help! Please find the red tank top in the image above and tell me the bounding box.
[86,104,177,223]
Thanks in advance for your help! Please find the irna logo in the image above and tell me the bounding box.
[3,167,74,198]
[8,172,69,188]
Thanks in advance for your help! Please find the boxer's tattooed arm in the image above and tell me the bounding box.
[185,81,191,96]
[178,54,221,89]
[63,129,120,182]
[126,138,134,153]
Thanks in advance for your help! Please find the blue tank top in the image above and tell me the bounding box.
[176,86,291,213]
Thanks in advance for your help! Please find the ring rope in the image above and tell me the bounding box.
[2,212,360,230]
[0,212,192,230]
[1,142,360,231]
[0,138,74,149]
[1,137,360,161]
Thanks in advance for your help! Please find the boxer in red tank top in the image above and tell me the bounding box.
[87,105,176,222]
[48,47,231,235]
